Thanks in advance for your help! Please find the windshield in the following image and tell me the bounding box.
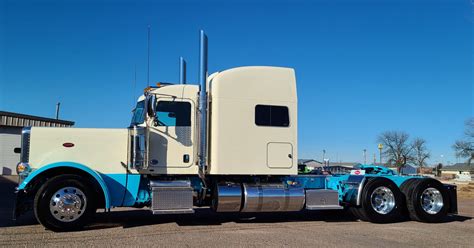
[131,100,145,125]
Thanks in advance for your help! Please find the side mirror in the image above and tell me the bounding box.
[146,94,157,118]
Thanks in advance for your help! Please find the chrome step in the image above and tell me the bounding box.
[150,180,194,214]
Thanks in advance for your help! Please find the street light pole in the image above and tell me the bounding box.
[363,149,367,164]
[378,144,383,165]
[322,149,326,162]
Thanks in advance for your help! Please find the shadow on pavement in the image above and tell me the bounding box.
[85,208,360,230]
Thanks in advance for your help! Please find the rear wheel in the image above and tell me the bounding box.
[34,174,96,232]
[351,177,404,223]
[405,178,449,223]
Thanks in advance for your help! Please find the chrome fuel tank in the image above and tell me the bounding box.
[241,183,305,212]
[213,183,243,212]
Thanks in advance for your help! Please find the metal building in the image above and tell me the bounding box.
[0,111,74,175]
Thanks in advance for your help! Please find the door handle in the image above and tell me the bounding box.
[183,154,190,163]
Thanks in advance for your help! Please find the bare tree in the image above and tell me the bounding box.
[377,131,414,173]
[453,118,474,166]
[412,138,430,169]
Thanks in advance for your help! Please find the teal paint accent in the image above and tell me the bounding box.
[291,172,423,204]
[99,173,127,207]
[287,176,327,189]
[357,165,396,176]
[18,162,113,209]
[123,174,141,206]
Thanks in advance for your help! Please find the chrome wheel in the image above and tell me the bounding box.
[370,186,396,214]
[421,187,443,215]
[49,187,87,222]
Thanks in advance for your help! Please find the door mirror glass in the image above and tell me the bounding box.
[146,94,157,118]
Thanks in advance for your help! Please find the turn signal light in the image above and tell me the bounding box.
[16,162,31,175]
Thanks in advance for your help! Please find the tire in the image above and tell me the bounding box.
[349,206,368,221]
[34,174,97,232]
[355,177,404,223]
[399,178,419,219]
[348,178,372,221]
[405,178,449,223]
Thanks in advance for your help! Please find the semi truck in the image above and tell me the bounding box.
[13,31,457,232]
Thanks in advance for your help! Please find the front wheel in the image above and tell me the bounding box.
[34,174,96,232]
[350,177,404,223]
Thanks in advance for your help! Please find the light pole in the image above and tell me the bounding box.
[378,144,383,165]
[322,149,326,162]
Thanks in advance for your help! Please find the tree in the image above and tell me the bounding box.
[453,118,474,166]
[377,131,414,173]
[412,138,430,169]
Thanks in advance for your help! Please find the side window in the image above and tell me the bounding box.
[255,105,289,127]
[156,101,191,127]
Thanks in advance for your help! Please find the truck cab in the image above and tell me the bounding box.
[130,66,297,176]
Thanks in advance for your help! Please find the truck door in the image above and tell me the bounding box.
[147,97,195,169]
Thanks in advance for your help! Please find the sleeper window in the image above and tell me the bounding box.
[255,105,289,127]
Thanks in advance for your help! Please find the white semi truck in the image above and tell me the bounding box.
[14,31,457,231]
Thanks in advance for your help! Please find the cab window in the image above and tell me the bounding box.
[156,101,191,126]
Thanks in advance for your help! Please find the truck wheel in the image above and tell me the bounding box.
[356,177,404,223]
[34,174,96,232]
[405,178,449,223]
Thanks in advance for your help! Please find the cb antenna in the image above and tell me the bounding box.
[132,64,137,105]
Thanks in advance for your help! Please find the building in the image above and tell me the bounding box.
[400,164,418,175]
[298,159,323,170]
[0,111,74,175]
[298,159,357,174]
[440,163,473,181]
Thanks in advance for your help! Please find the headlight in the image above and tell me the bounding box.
[16,162,31,175]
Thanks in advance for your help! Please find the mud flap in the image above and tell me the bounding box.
[12,189,30,221]
[444,184,458,214]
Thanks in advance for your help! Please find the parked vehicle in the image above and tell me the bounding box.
[14,31,457,231]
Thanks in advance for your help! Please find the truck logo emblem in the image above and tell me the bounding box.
[62,143,75,148]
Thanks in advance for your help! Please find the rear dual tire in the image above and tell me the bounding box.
[351,177,450,223]
[400,178,449,223]
[350,177,404,223]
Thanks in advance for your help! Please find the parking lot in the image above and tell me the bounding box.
[0,176,473,247]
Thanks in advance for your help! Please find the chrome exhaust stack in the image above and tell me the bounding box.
[198,30,208,180]
[179,56,186,84]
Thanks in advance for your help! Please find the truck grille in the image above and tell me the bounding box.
[20,127,31,163]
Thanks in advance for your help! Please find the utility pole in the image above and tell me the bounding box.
[378,143,383,165]
[55,102,60,120]
[322,149,326,162]
[363,149,367,164]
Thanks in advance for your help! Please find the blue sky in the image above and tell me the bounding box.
[0,0,472,164]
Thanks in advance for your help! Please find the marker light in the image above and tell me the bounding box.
[16,162,31,175]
